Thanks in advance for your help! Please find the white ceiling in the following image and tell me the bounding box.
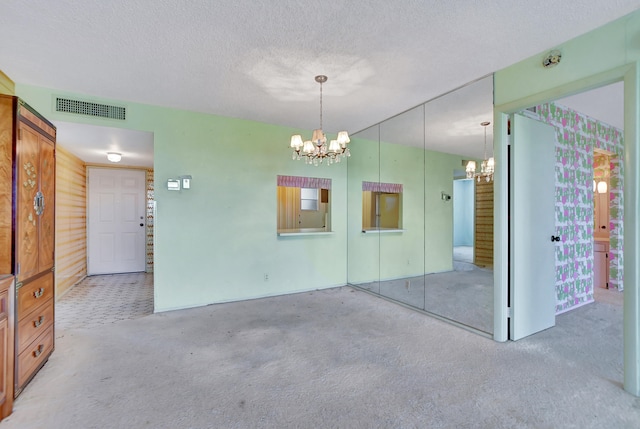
[556,82,625,130]
[0,1,636,165]
[53,121,154,167]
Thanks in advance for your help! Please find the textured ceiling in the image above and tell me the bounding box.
[0,1,637,165]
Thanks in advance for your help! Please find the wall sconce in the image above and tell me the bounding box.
[107,152,122,163]
[542,49,562,68]
[593,180,608,194]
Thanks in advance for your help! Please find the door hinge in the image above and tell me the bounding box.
[18,128,21,141]
[17,263,20,274]
[15,281,23,290]
[507,307,513,318]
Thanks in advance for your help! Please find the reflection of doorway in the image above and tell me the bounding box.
[453,178,474,265]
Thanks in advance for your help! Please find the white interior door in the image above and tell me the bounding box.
[510,114,557,340]
[88,168,146,275]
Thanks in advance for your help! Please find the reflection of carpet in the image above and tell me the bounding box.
[353,266,493,334]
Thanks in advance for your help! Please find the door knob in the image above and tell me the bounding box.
[551,235,560,242]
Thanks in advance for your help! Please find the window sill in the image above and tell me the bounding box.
[277,228,335,237]
[361,228,405,234]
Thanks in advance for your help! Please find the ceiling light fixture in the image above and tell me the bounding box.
[107,152,122,163]
[466,121,494,182]
[290,75,350,166]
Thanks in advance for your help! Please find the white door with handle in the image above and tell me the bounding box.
[88,168,146,275]
[510,114,557,340]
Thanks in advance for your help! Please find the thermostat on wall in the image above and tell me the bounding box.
[180,175,192,189]
[167,179,180,190]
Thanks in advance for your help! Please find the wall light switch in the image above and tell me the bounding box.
[167,179,181,191]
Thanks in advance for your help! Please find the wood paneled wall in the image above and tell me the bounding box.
[55,147,86,297]
[0,70,14,96]
[474,180,493,267]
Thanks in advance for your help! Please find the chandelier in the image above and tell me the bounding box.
[466,121,494,182]
[290,75,350,166]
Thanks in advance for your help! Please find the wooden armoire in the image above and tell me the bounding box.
[0,94,55,412]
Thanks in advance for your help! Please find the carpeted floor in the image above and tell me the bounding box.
[353,265,494,334]
[0,276,637,429]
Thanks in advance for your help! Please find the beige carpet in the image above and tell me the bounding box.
[0,279,637,428]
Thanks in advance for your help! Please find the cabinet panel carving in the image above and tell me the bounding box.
[38,139,55,270]
[16,124,40,280]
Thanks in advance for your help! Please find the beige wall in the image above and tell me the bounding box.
[55,146,87,297]
[0,70,14,95]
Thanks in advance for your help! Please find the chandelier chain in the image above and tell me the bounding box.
[483,124,487,160]
[319,80,323,130]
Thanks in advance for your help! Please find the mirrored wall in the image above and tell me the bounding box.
[347,75,494,334]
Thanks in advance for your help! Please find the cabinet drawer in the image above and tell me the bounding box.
[17,298,53,353]
[16,325,53,389]
[17,273,53,317]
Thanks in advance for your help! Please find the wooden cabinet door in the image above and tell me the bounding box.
[38,138,55,271]
[0,316,7,407]
[16,123,40,281]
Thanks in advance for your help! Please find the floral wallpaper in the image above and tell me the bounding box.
[523,103,623,314]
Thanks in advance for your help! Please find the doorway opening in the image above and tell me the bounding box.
[508,82,624,345]
[453,177,474,268]
[54,121,154,314]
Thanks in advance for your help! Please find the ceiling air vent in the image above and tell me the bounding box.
[55,97,126,120]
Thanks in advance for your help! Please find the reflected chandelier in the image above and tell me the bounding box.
[466,121,494,182]
[290,75,350,166]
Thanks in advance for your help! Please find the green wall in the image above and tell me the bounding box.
[15,84,348,312]
[12,83,462,312]
[347,134,465,285]
[493,9,640,394]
